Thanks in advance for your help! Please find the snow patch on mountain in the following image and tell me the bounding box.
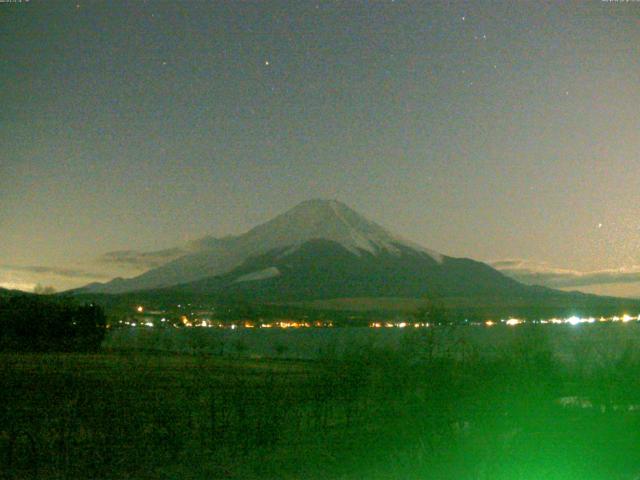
[233,267,280,283]
[327,200,399,254]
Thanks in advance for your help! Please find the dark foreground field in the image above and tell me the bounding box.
[3,327,640,479]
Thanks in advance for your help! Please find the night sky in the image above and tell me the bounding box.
[1,1,639,295]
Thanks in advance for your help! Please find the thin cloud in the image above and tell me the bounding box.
[492,259,640,288]
[1,264,111,280]
[98,248,185,269]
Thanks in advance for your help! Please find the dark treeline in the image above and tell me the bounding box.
[0,294,106,352]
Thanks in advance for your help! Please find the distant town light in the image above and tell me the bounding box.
[136,305,144,313]
[566,316,581,326]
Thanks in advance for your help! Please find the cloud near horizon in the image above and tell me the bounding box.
[1,246,192,292]
[492,259,640,289]
[1,264,112,280]
[98,248,186,270]
[0,264,114,293]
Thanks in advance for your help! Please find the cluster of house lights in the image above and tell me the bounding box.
[124,306,639,329]
[371,315,640,328]
[121,309,334,329]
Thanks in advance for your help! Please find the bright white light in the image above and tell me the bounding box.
[506,318,522,326]
[566,316,581,326]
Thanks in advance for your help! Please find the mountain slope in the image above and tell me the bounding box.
[172,239,528,301]
[156,239,640,318]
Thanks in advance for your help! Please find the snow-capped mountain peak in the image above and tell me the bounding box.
[242,199,441,260]
[78,199,442,293]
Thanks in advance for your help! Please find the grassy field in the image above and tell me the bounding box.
[103,322,640,367]
[3,327,640,479]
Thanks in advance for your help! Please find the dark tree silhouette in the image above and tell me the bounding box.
[33,283,56,295]
[414,297,449,325]
[0,294,106,352]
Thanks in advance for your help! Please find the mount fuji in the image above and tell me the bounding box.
[76,200,640,317]
[81,199,447,294]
